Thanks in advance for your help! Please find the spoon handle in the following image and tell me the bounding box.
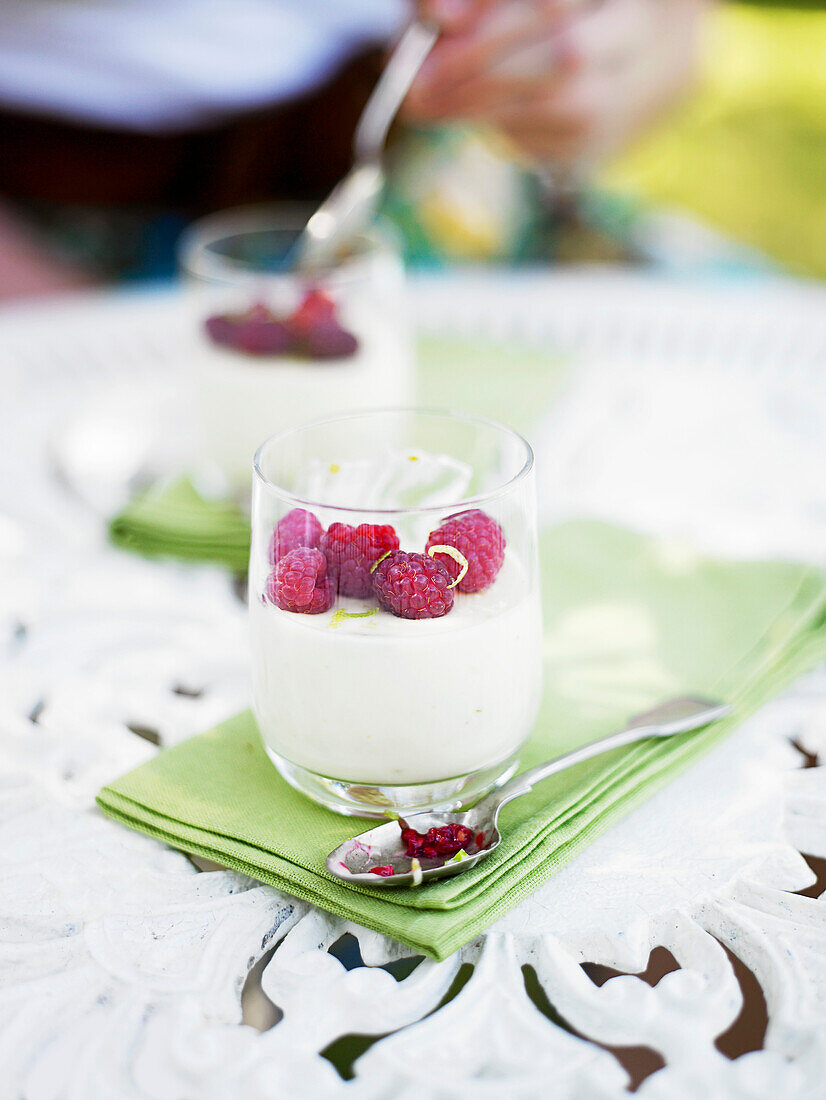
[353,20,439,163]
[492,700,732,811]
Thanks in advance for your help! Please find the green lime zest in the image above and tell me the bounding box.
[328,607,379,630]
[427,544,469,589]
[346,784,393,807]
[409,858,423,887]
[370,549,393,575]
[449,849,469,863]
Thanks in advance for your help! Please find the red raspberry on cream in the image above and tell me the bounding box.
[268,508,324,564]
[372,550,454,619]
[426,509,505,593]
[266,547,334,614]
[321,522,399,598]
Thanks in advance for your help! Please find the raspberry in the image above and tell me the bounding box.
[400,822,475,860]
[206,292,357,361]
[205,304,293,356]
[266,547,334,614]
[426,509,505,593]
[372,550,454,619]
[368,865,395,877]
[321,522,399,598]
[268,508,324,564]
[288,288,337,335]
[303,319,358,359]
[235,319,292,355]
[203,315,235,345]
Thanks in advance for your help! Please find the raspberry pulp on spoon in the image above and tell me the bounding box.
[399,820,481,860]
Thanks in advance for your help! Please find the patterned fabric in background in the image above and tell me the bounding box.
[384,125,544,266]
[384,3,826,278]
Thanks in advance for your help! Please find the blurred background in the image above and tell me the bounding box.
[2,3,825,1085]
[1,0,824,298]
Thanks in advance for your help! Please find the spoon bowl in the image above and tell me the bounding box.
[326,807,503,888]
[326,696,732,888]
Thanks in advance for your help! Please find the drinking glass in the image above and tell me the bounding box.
[249,409,543,817]
[178,206,413,493]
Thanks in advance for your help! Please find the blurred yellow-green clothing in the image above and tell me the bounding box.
[602,3,826,279]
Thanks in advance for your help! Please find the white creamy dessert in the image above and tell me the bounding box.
[193,314,413,492]
[250,553,543,786]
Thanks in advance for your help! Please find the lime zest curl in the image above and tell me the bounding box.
[329,607,378,630]
[426,544,469,589]
[370,550,393,575]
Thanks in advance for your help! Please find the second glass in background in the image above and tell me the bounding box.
[178,206,414,494]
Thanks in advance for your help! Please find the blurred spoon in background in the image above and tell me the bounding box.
[294,19,439,271]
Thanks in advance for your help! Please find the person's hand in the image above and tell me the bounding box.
[405,0,706,171]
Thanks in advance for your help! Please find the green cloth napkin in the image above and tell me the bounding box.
[97,520,826,960]
[108,335,563,570]
[109,478,251,570]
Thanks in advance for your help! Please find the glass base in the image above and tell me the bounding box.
[263,746,521,818]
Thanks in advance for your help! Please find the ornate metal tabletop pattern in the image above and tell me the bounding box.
[2,272,826,1098]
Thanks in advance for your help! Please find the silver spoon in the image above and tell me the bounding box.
[326,695,732,888]
[294,18,439,270]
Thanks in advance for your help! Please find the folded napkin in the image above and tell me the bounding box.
[97,520,826,960]
[108,335,562,570]
[109,477,250,570]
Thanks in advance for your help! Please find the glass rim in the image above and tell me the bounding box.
[252,407,535,517]
[177,202,397,286]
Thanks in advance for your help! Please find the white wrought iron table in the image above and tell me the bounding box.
[2,268,826,1098]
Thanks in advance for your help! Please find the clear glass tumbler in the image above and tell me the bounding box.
[249,409,543,817]
[178,206,414,494]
